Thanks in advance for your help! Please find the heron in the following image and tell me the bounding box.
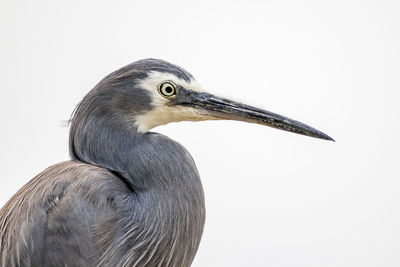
[0,59,333,267]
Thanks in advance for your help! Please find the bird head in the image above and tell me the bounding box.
[71,58,333,141]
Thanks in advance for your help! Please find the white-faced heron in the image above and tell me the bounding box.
[0,59,333,266]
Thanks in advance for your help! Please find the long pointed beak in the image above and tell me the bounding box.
[182,92,334,141]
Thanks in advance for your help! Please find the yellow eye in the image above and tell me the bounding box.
[158,81,177,98]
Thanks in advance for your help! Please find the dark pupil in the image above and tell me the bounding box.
[165,86,173,94]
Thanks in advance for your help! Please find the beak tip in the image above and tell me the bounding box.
[326,136,335,142]
[318,133,335,142]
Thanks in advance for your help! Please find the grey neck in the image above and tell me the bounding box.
[69,108,206,266]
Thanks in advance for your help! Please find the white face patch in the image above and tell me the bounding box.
[134,71,218,133]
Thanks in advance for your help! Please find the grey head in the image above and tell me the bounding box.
[70,58,333,146]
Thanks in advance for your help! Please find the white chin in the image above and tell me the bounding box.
[134,106,218,133]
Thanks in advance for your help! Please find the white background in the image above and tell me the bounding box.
[1,0,400,266]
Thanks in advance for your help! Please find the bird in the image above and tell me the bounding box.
[0,58,333,267]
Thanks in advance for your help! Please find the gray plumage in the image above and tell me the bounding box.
[1,59,204,267]
[0,58,333,267]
